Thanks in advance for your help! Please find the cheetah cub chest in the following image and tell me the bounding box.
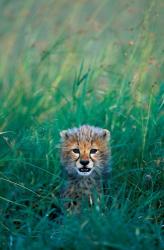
[60,125,111,210]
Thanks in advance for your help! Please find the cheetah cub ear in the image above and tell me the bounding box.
[60,130,69,140]
[102,129,110,141]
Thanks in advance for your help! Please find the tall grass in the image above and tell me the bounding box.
[0,0,163,249]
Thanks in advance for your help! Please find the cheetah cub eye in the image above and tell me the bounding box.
[90,149,98,154]
[72,148,80,154]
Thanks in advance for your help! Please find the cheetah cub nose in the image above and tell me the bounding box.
[80,160,89,166]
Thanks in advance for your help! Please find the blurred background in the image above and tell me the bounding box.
[0,0,163,104]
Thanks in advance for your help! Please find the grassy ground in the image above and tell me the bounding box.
[0,0,163,249]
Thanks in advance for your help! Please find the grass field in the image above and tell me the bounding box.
[0,0,163,249]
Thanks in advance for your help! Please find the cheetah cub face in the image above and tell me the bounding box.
[60,125,110,177]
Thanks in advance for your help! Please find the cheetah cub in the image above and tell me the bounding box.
[60,125,111,210]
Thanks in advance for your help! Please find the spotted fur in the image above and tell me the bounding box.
[60,125,111,210]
